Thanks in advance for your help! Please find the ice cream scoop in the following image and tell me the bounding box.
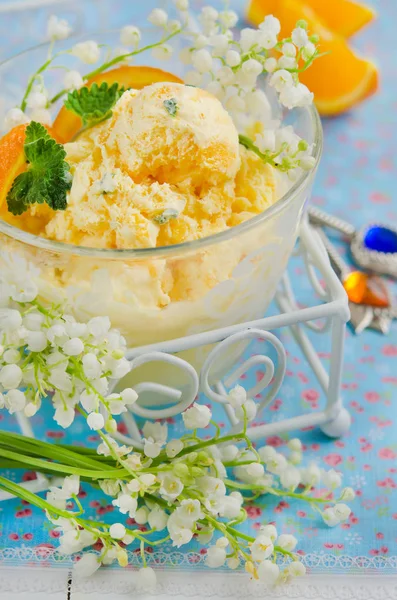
[105,82,241,188]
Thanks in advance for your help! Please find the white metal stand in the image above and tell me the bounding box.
[0,219,350,501]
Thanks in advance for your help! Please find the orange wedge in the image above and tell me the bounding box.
[247,0,378,115]
[53,65,183,142]
[0,124,28,211]
[302,0,376,38]
[0,123,60,213]
[247,0,376,37]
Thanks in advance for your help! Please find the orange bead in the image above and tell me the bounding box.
[343,271,390,308]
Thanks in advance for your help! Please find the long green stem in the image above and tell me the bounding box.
[20,50,68,111]
[0,475,79,518]
[227,526,254,543]
[171,434,245,460]
[48,28,181,106]
[0,447,126,480]
[0,432,107,471]
[238,135,288,171]
[263,486,331,504]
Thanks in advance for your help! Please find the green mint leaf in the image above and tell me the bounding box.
[7,121,71,216]
[163,98,178,117]
[64,82,124,128]
[153,208,179,225]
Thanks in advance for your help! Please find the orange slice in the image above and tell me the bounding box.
[0,123,60,214]
[247,0,378,116]
[0,124,28,211]
[302,0,376,38]
[53,65,183,142]
[247,0,376,37]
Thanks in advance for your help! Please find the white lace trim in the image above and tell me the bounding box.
[0,547,396,571]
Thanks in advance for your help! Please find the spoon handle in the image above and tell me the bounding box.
[308,206,356,240]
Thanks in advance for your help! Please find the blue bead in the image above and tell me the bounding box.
[364,226,397,254]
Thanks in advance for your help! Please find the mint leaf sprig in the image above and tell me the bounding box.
[64,82,124,129]
[7,122,71,216]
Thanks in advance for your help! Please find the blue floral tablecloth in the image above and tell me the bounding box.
[0,0,396,577]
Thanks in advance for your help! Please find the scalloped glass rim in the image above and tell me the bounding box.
[0,32,323,260]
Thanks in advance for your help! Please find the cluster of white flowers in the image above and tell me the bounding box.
[146,5,187,62]
[3,374,355,591]
[146,4,317,176]
[44,421,354,586]
[179,10,317,121]
[245,525,306,583]
[252,124,316,180]
[0,251,137,430]
[4,6,318,181]
[234,439,355,529]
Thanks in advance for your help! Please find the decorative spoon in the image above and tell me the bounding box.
[308,206,397,278]
[315,227,396,334]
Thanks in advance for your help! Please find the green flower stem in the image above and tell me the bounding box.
[58,443,125,457]
[263,486,331,504]
[75,407,139,480]
[172,434,245,460]
[0,432,88,464]
[227,526,254,543]
[241,408,261,463]
[227,526,296,562]
[205,515,251,562]
[145,493,168,510]
[84,29,180,80]
[223,460,259,467]
[140,540,147,568]
[238,135,288,171]
[21,50,67,111]
[0,475,80,518]
[0,432,106,471]
[49,28,182,107]
[143,534,170,547]
[228,509,247,528]
[210,420,221,439]
[71,493,84,515]
[72,364,112,416]
[274,546,296,560]
[0,447,127,480]
[0,459,34,470]
[224,479,264,491]
[0,476,168,551]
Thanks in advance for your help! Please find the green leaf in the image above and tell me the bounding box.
[163,97,178,117]
[7,121,71,216]
[64,82,124,128]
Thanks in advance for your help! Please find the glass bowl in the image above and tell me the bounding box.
[0,30,323,393]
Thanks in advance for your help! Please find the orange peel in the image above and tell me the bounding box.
[302,0,376,38]
[246,0,378,115]
[53,65,183,142]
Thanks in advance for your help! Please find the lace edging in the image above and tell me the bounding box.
[1,546,397,571]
